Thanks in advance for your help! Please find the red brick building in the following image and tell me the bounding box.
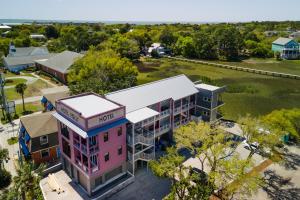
[36,50,83,84]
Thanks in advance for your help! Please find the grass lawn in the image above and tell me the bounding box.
[4,78,27,86]
[4,79,53,101]
[2,71,35,78]
[1,102,44,124]
[203,58,300,76]
[136,58,300,121]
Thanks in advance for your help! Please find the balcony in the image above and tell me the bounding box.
[182,104,189,111]
[135,152,155,161]
[61,128,69,139]
[135,133,154,145]
[159,109,170,119]
[81,144,87,155]
[174,107,181,114]
[142,117,155,126]
[174,121,181,128]
[155,124,171,137]
[189,102,195,108]
[76,157,82,167]
[89,145,99,155]
[73,138,80,149]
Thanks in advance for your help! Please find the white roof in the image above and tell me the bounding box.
[53,112,88,138]
[126,107,159,124]
[60,94,120,118]
[195,83,220,91]
[106,75,198,113]
[0,25,11,29]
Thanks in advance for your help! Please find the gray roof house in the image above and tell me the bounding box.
[3,43,54,72]
[35,50,83,84]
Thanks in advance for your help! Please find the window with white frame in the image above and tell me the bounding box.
[90,154,98,165]
[104,152,109,162]
[40,135,48,145]
[41,149,49,158]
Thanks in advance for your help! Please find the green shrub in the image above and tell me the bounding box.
[0,169,12,189]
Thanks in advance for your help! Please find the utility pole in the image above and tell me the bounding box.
[0,72,7,121]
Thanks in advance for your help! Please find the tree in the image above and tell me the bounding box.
[15,83,27,112]
[0,148,11,190]
[174,36,196,58]
[68,49,138,94]
[159,28,177,48]
[149,147,212,200]
[12,162,44,200]
[239,114,284,160]
[193,32,218,59]
[214,26,244,60]
[45,25,59,39]
[174,122,262,199]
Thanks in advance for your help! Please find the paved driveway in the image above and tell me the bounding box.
[107,169,171,200]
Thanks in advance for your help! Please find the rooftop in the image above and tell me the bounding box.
[272,37,294,45]
[106,74,198,113]
[8,46,49,57]
[35,50,83,73]
[126,107,159,124]
[20,111,57,138]
[60,94,121,118]
[44,91,70,105]
[4,53,56,67]
[195,83,220,91]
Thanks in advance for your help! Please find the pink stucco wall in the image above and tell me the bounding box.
[95,124,127,176]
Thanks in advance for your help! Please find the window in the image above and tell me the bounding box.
[61,123,69,139]
[203,97,211,102]
[90,155,98,165]
[105,152,109,162]
[104,132,109,142]
[118,146,123,155]
[117,127,122,136]
[41,149,49,158]
[40,135,48,145]
[89,136,97,146]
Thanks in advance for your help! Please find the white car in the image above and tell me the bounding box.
[243,140,259,150]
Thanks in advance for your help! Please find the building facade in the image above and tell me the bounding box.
[53,94,129,196]
[272,37,300,60]
[51,75,225,197]
[19,111,60,165]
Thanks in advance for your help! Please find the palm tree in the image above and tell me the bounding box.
[0,148,9,169]
[13,162,44,200]
[15,83,27,112]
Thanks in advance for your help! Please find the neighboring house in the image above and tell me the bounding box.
[36,50,83,84]
[30,34,46,40]
[3,43,54,72]
[272,37,300,60]
[18,111,60,164]
[0,24,11,29]
[289,31,300,39]
[264,31,278,37]
[41,91,70,111]
[50,74,225,197]
[148,43,169,56]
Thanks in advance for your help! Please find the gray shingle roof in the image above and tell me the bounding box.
[36,51,83,73]
[106,74,198,113]
[272,37,294,45]
[8,47,49,57]
[4,54,56,67]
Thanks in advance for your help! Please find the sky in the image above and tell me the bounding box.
[1,0,300,22]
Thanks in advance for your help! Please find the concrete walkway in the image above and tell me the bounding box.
[4,76,38,89]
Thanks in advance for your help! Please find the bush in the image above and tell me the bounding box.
[0,169,12,189]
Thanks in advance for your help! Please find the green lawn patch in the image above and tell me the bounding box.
[1,102,44,124]
[7,137,18,145]
[137,58,300,121]
[5,78,27,86]
[4,79,53,101]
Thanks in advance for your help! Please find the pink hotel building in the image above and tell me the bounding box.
[53,74,225,196]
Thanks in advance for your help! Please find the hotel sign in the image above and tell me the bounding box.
[56,103,86,129]
[88,108,124,129]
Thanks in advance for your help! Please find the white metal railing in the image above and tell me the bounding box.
[135,134,154,145]
[182,104,189,111]
[174,107,181,114]
[135,152,155,161]
[155,124,171,137]
[159,109,170,118]
[142,117,155,126]
[189,102,195,108]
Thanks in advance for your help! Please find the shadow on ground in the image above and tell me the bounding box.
[261,170,300,200]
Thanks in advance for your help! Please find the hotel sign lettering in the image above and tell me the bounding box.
[88,109,124,129]
[57,103,85,128]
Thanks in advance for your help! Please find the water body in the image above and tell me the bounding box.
[0,19,215,25]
